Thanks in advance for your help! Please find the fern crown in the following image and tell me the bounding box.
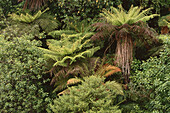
[9,8,49,23]
[101,4,159,26]
[40,34,100,67]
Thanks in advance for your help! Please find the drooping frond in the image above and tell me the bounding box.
[95,64,121,77]
[8,7,49,23]
[48,30,76,38]
[52,47,100,67]
[50,57,101,92]
[40,34,97,58]
[91,23,116,40]
[66,78,82,86]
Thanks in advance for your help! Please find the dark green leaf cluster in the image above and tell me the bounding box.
[127,35,170,112]
[134,0,170,14]
[0,0,23,16]
[49,0,122,22]
[0,34,50,112]
[49,75,124,113]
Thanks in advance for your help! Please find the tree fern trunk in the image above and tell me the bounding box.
[114,33,133,84]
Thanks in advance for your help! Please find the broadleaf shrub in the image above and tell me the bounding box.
[49,75,124,113]
[127,35,170,112]
[0,34,50,112]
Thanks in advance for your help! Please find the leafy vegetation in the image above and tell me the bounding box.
[0,9,59,38]
[49,75,124,113]
[0,34,50,112]
[8,7,49,23]
[40,34,100,91]
[92,4,159,83]
[0,1,169,113]
[125,35,170,113]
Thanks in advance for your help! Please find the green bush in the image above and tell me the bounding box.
[49,75,124,113]
[127,35,170,113]
[0,34,50,112]
[49,0,122,23]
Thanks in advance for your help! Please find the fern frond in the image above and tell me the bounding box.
[35,18,59,33]
[100,5,159,26]
[105,81,124,95]
[66,78,82,86]
[138,14,160,22]
[50,57,101,92]
[8,8,49,23]
[48,30,76,38]
[58,89,70,95]
[44,54,59,61]
[96,64,121,77]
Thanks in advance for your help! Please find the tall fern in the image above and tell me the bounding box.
[39,34,100,92]
[92,4,159,83]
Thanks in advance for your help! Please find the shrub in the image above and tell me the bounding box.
[0,34,50,112]
[49,0,122,23]
[49,75,124,113]
[127,35,170,112]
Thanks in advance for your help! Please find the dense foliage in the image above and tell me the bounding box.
[49,75,124,113]
[0,35,50,112]
[0,1,169,112]
[49,0,122,23]
[126,35,170,112]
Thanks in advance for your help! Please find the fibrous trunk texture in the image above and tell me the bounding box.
[114,33,133,84]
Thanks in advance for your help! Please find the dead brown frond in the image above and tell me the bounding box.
[96,64,121,77]
[91,23,116,40]
[49,58,101,86]
[66,78,82,86]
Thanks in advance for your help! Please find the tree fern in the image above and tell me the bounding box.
[92,4,159,83]
[8,8,49,23]
[39,34,100,92]
[40,35,100,67]
[101,5,159,26]
[34,14,59,33]
[1,12,59,38]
